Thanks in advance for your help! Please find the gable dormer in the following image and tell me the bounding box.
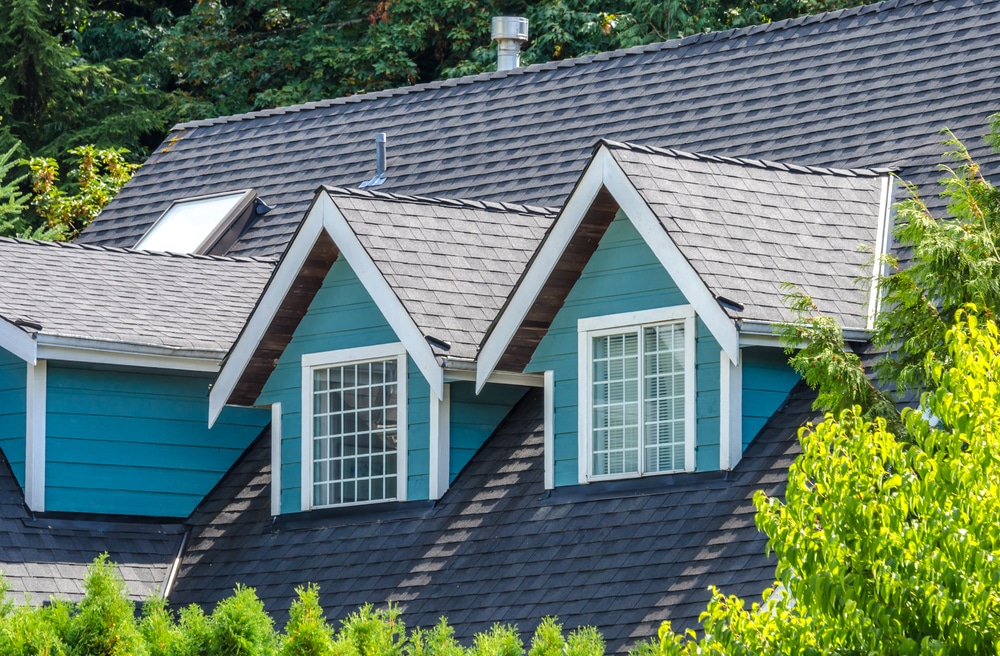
[478,141,893,488]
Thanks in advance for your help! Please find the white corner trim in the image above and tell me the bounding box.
[300,343,408,510]
[684,314,697,473]
[868,175,895,331]
[719,349,743,471]
[322,196,444,402]
[429,383,451,500]
[602,154,739,365]
[25,360,46,512]
[475,151,607,393]
[0,319,36,364]
[543,370,554,490]
[209,195,326,428]
[270,402,282,516]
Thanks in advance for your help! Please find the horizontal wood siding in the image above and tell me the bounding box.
[407,358,430,500]
[695,319,720,471]
[742,346,800,449]
[45,363,268,516]
[0,348,25,487]
[449,382,528,480]
[257,254,428,511]
[525,211,720,486]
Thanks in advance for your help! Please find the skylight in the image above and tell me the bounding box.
[137,190,254,254]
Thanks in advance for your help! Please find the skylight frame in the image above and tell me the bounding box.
[136,189,256,255]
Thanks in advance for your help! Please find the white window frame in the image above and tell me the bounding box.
[577,306,696,484]
[301,342,408,510]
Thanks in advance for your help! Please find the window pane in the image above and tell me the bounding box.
[136,192,246,253]
[312,356,399,506]
[592,332,640,476]
[644,324,686,472]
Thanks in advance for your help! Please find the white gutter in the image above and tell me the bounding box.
[34,334,224,372]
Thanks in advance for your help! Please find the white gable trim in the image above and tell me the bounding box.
[0,318,36,364]
[476,146,739,391]
[321,194,444,401]
[209,198,326,427]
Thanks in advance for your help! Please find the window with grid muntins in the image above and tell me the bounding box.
[592,322,686,477]
[312,359,398,506]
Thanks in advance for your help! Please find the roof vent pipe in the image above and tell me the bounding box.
[359,132,387,188]
[491,17,528,71]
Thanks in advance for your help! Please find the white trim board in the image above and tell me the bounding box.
[270,402,282,516]
[429,383,451,500]
[25,360,46,512]
[476,145,739,392]
[719,349,743,471]
[867,175,896,331]
[0,318,36,364]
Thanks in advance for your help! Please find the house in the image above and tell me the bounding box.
[0,0,997,650]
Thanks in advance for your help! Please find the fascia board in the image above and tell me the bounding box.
[602,155,739,364]
[474,150,606,392]
[0,317,36,364]
[868,175,894,331]
[36,338,221,372]
[322,196,445,401]
[208,194,326,427]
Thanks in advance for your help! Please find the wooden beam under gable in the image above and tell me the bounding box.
[496,187,619,373]
[228,231,338,407]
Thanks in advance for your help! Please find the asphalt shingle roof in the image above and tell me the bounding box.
[79,0,1000,259]
[606,142,887,329]
[0,238,274,354]
[0,448,182,603]
[170,383,816,652]
[328,187,555,359]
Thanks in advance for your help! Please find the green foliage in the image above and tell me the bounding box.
[651,309,1000,653]
[66,554,147,656]
[207,585,277,656]
[27,145,140,240]
[280,585,335,656]
[406,619,464,656]
[467,624,522,656]
[0,139,30,237]
[527,618,603,656]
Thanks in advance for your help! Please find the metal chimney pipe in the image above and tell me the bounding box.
[492,16,529,71]
[375,132,386,177]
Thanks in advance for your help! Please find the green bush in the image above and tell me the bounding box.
[0,557,610,656]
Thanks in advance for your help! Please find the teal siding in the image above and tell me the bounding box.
[0,348,25,487]
[259,254,432,511]
[742,347,800,448]
[449,382,528,480]
[525,211,721,486]
[45,363,268,516]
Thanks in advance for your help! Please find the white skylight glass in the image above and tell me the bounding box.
[137,191,250,254]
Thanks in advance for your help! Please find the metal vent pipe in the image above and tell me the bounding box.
[492,16,529,71]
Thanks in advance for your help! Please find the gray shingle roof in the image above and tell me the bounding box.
[170,383,815,652]
[80,0,1000,260]
[606,142,887,329]
[328,187,555,359]
[0,238,274,354]
[0,448,182,603]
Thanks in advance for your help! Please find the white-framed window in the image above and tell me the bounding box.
[577,306,696,483]
[301,343,407,509]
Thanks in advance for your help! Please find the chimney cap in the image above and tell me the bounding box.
[491,16,529,43]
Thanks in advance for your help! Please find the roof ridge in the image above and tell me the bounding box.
[0,236,277,264]
[321,185,559,216]
[598,139,897,177]
[171,0,930,131]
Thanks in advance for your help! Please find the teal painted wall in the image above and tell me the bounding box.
[741,347,800,448]
[45,363,268,516]
[448,382,528,480]
[258,254,432,512]
[0,348,25,487]
[525,210,721,486]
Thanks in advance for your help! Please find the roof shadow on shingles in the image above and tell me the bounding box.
[0,443,183,604]
[171,382,817,652]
